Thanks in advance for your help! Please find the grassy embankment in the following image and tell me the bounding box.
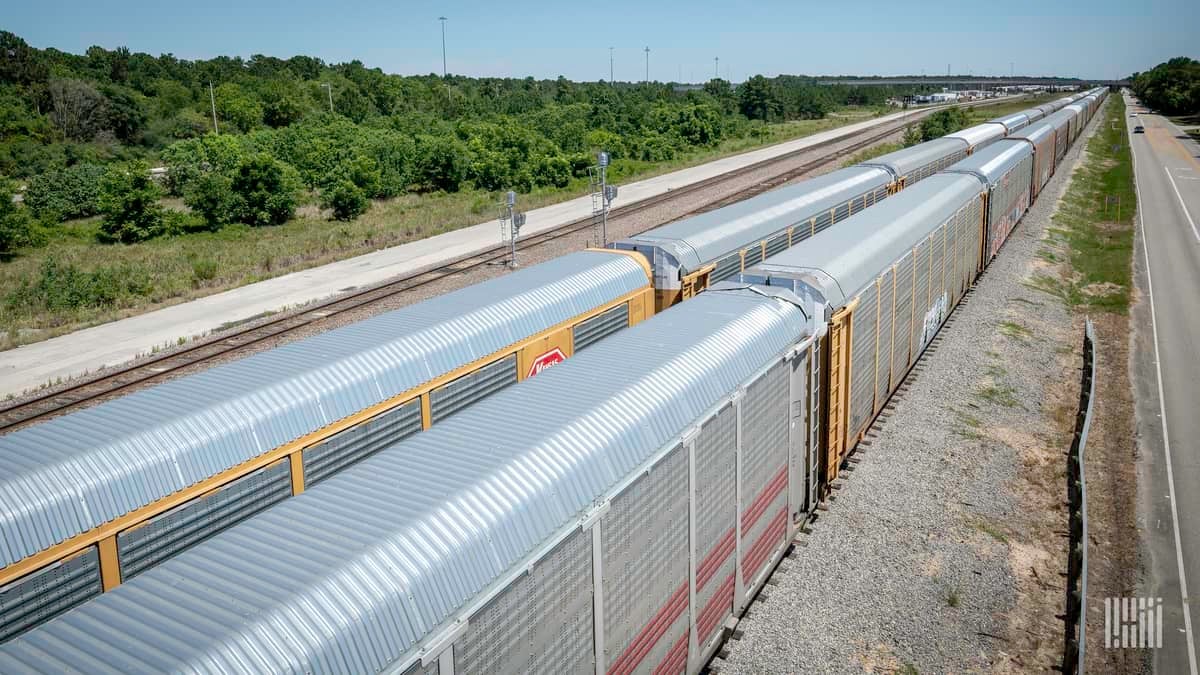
[0,108,888,349]
[1030,95,1135,312]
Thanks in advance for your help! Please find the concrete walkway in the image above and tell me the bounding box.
[0,103,959,397]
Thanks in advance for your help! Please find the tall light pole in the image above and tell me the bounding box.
[644,46,650,83]
[208,82,219,134]
[714,57,719,80]
[320,83,333,113]
[609,47,614,84]
[438,16,448,78]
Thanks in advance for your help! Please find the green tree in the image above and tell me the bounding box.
[228,153,297,226]
[0,180,39,257]
[183,171,236,229]
[261,83,305,128]
[101,84,148,142]
[24,163,106,220]
[738,75,782,121]
[97,160,166,243]
[321,179,368,220]
[412,135,468,192]
[160,133,247,195]
[902,125,922,147]
[0,32,49,87]
[1131,57,1200,115]
[214,83,263,133]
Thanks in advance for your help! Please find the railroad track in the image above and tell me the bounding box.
[0,98,1027,432]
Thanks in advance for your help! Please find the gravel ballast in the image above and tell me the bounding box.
[716,106,1109,674]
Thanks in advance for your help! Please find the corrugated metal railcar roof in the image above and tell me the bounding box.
[0,250,650,568]
[988,112,1030,133]
[1008,119,1055,144]
[1024,108,1046,123]
[941,139,1032,183]
[1040,109,1076,129]
[858,137,968,180]
[944,122,1008,150]
[616,166,891,273]
[743,174,983,306]
[0,288,810,675]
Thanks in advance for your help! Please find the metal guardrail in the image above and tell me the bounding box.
[1063,318,1096,673]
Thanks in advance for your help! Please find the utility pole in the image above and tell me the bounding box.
[208,82,219,134]
[715,56,719,80]
[439,16,448,78]
[644,47,650,83]
[321,83,333,113]
[609,47,614,84]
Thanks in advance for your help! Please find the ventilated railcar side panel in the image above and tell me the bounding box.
[117,459,292,580]
[455,528,594,675]
[303,398,422,487]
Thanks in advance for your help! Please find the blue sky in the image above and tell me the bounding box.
[6,0,1197,82]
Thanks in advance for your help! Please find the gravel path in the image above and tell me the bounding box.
[715,107,1109,674]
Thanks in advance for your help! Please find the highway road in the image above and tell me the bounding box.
[1128,93,1200,674]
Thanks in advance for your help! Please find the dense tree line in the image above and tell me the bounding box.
[1130,57,1200,116]
[0,31,914,249]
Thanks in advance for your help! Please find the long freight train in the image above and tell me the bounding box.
[0,88,1106,645]
[0,88,1106,672]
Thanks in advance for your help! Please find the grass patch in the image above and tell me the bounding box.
[971,519,1010,544]
[953,409,985,440]
[840,141,902,168]
[978,383,1019,408]
[899,662,920,675]
[998,320,1032,340]
[1032,95,1135,312]
[964,93,1062,125]
[946,586,962,608]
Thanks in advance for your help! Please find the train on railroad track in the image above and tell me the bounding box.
[0,88,1106,671]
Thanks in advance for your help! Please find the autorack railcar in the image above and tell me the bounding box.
[0,248,654,641]
[0,285,822,675]
[0,88,1110,675]
[612,166,894,310]
[942,139,1035,260]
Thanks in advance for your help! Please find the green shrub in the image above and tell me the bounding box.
[184,171,237,229]
[24,163,106,220]
[228,153,297,226]
[0,180,38,257]
[321,179,369,221]
[4,256,153,313]
[160,133,248,195]
[97,160,166,243]
[189,255,219,284]
[412,135,468,192]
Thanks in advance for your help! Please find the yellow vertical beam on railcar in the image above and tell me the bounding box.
[872,277,881,418]
[97,536,121,591]
[289,452,305,496]
[886,265,898,412]
[824,302,855,484]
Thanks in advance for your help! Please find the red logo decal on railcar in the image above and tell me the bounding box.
[527,348,566,378]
